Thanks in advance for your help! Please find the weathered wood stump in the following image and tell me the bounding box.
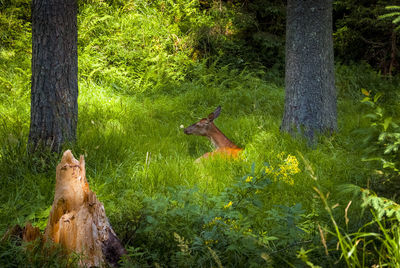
[1,222,41,243]
[43,150,126,267]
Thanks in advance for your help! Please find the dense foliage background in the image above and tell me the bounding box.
[1,0,400,267]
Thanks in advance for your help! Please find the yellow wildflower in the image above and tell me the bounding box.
[245,176,253,183]
[224,201,233,209]
[277,152,286,159]
[284,154,301,174]
[205,239,218,245]
[265,153,300,185]
[265,165,274,174]
[203,217,223,228]
[212,217,222,223]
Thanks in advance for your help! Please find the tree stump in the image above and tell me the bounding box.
[44,150,126,267]
[1,222,41,243]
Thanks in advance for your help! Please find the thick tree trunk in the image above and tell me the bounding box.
[44,150,126,267]
[281,0,337,143]
[29,0,78,153]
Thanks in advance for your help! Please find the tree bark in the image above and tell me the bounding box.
[281,0,337,143]
[29,0,78,153]
[389,29,397,76]
[44,150,126,267]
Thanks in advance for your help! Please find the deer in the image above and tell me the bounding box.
[183,106,242,161]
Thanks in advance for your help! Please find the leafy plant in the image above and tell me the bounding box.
[333,0,399,73]
[297,155,400,267]
[119,156,309,267]
[380,5,400,31]
[314,185,400,267]
[359,90,400,196]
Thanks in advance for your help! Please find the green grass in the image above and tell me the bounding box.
[1,0,400,267]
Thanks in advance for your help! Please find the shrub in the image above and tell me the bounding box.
[358,90,400,197]
[118,155,311,267]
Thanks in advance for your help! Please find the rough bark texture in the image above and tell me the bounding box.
[281,0,337,142]
[389,29,397,76]
[29,0,78,152]
[44,150,126,267]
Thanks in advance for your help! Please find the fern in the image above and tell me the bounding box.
[361,189,400,222]
[379,5,400,31]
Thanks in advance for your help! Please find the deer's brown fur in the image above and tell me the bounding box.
[184,106,242,161]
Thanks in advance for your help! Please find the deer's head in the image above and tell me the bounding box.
[183,106,221,136]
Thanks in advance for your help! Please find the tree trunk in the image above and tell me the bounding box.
[281,0,337,143]
[389,29,397,77]
[44,150,126,267]
[29,0,78,153]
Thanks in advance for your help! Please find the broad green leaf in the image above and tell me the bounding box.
[361,88,369,96]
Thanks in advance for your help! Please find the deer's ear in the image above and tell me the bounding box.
[208,106,221,121]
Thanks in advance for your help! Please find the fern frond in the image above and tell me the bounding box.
[379,12,400,19]
[361,189,400,222]
[385,5,400,10]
